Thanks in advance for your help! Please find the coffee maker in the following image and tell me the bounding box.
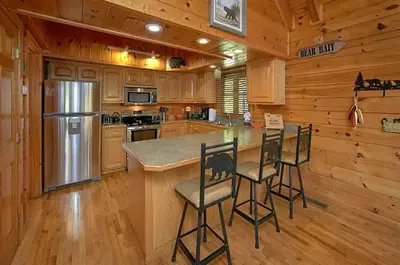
[200,107,210,120]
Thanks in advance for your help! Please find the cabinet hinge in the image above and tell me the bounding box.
[17,215,21,227]
[15,48,21,59]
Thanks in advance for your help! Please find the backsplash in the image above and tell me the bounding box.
[101,103,216,116]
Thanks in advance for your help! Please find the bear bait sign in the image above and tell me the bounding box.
[298,40,347,59]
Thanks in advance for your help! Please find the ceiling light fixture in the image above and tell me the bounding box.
[145,23,163,32]
[209,65,216,68]
[197,38,210,44]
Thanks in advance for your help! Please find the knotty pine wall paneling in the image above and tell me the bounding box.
[253,0,400,223]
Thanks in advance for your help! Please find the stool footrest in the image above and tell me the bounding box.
[270,190,302,202]
[233,200,275,226]
[177,223,228,265]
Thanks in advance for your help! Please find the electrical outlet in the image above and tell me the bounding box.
[22,85,28,95]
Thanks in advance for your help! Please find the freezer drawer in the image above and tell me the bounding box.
[43,115,100,191]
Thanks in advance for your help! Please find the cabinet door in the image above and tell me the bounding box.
[182,74,196,102]
[176,124,187,136]
[247,60,273,103]
[50,61,77,80]
[156,74,170,102]
[141,71,155,86]
[124,69,141,85]
[102,68,123,103]
[196,72,207,102]
[170,75,182,102]
[77,65,100,82]
[160,125,176,138]
[102,137,126,172]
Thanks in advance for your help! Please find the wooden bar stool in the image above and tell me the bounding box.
[171,137,238,265]
[267,124,312,219]
[228,131,284,249]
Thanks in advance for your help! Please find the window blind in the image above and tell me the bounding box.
[216,67,248,115]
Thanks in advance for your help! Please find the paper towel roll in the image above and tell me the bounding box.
[209,108,217,122]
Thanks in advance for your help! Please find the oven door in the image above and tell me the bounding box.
[127,128,160,142]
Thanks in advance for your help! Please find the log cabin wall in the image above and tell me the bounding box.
[252,0,400,222]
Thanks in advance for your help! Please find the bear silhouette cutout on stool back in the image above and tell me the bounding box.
[205,153,234,182]
[199,138,238,210]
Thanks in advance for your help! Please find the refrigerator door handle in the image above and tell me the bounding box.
[43,111,104,118]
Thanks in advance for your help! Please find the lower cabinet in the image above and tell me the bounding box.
[160,124,177,138]
[102,126,126,173]
[161,121,223,138]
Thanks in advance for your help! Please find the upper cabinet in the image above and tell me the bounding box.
[50,61,77,81]
[196,72,216,103]
[102,67,124,103]
[125,69,155,86]
[156,74,170,102]
[247,58,285,105]
[77,65,100,82]
[181,74,196,102]
[170,74,182,102]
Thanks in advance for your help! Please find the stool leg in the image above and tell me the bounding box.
[297,165,307,209]
[172,201,188,262]
[268,177,280,233]
[278,164,285,194]
[289,166,294,219]
[203,210,207,242]
[263,180,269,205]
[249,181,253,215]
[253,181,259,249]
[229,176,242,226]
[218,203,232,265]
[195,211,202,264]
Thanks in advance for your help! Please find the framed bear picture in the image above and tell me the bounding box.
[209,0,247,36]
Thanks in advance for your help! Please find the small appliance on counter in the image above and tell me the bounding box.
[200,107,210,120]
[111,112,121,123]
[208,108,217,122]
[102,114,112,125]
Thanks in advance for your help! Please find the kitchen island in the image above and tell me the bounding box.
[123,126,297,263]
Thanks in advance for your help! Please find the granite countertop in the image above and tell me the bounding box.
[123,126,297,172]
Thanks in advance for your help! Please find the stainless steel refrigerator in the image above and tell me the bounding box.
[43,80,101,192]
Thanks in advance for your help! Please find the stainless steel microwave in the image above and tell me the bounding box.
[124,86,157,105]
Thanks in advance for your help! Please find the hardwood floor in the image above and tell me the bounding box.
[11,171,399,265]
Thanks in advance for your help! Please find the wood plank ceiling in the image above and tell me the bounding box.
[3,0,290,68]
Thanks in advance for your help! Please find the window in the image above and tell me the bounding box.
[216,67,248,115]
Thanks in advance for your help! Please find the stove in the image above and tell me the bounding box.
[121,110,161,143]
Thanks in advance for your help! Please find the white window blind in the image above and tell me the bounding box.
[216,67,248,115]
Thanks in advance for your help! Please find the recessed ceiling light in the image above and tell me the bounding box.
[233,49,243,54]
[145,23,163,32]
[197,38,210,44]
[210,65,216,68]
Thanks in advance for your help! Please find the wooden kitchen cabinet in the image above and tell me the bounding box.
[196,71,216,103]
[77,64,100,82]
[182,74,196,102]
[125,69,155,86]
[247,58,285,105]
[156,74,170,102]
[50,61,77,80]
[169,74,182,102]
[102,126,126,173]
[102,67,124,103]
[160,124,177,138]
